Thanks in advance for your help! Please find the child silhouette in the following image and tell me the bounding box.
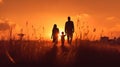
[61,32,66,47]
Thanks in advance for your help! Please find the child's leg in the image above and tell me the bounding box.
[61,39,64,46]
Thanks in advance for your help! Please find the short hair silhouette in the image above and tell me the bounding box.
[65,16,74,44]
[68,16,71,21]
[54,24,57,28]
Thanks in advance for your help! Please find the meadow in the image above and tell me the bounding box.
[0,39,120,67]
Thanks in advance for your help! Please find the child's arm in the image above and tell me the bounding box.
[64,34,66,36]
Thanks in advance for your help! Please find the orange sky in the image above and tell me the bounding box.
[0,0,120,40]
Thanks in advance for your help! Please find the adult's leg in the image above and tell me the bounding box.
[61,40,64,47]
[53,37,58,45]
[56,38,58,44]
[67,35,70,44]
[69,34,73,44]
[53,37,55,43]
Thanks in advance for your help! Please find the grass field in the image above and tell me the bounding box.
[0,40,120,67]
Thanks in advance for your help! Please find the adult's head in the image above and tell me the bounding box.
[68,16,71,21]
[54,24,57,28]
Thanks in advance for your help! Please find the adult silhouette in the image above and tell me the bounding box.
[51,24,59,45]
[65,16,74,44]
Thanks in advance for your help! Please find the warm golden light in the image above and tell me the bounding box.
[0,0,120,40]
[0,0,2,3]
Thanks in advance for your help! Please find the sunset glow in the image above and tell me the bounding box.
[0,0,2,3]
[1,0,120,66]
[0,0,120,40]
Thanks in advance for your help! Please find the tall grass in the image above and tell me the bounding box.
[0,19,120,67]
[1,38,120,66]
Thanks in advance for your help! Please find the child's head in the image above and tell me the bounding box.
[61,32,64,35]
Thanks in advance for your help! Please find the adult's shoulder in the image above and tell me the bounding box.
[65,21,69,25]
[66,21,68,23]
[70,21,74,24]
[71,21,74,23]
[57,28,59,30]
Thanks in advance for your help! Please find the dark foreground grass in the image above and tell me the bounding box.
[0,40,120,67]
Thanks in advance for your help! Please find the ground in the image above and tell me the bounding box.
[0,40,120,67]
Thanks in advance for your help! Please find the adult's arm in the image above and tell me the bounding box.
[72,21,74,33]
[65,22,67,33]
